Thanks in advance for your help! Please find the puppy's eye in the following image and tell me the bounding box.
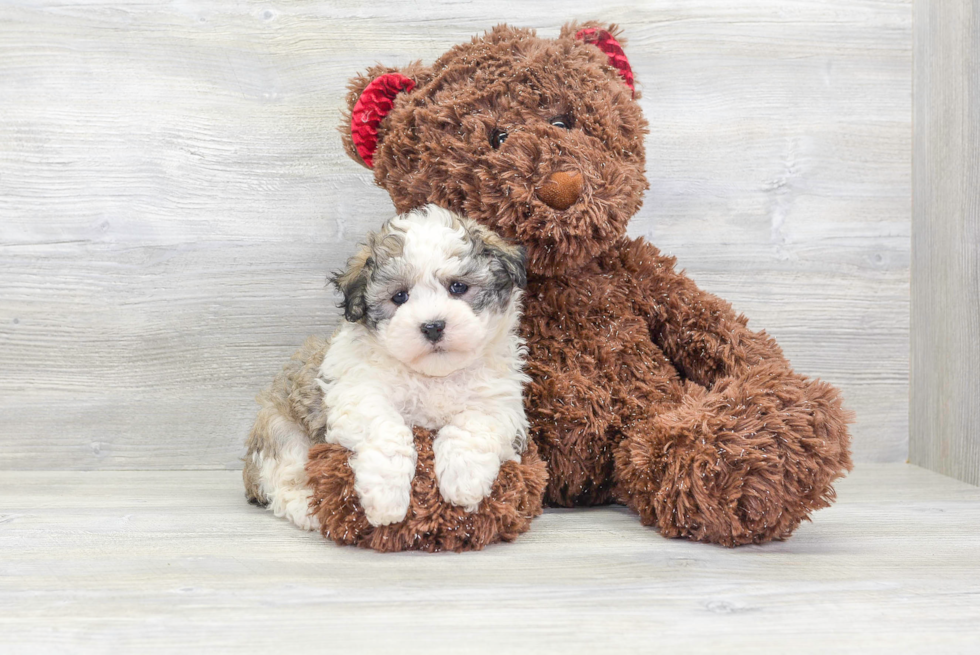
[490,128,508,149]
[550,115,573,130]
[448,281,469,295]
[391,290,409,305]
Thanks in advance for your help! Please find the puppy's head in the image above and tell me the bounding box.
[331,205,526,377]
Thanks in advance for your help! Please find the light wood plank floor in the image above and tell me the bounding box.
[1,464,978,654]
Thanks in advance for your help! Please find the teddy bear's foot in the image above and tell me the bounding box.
[306,427,548,552]
[614,365,853,547]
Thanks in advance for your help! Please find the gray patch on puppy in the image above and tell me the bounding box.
[332,207,525,327]
[458,224,528,312]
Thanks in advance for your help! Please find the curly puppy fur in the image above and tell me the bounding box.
[243,336,328,531]
[245,206,543,547]
[336,22,853,546]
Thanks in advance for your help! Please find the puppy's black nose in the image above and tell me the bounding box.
[420,320,446,343]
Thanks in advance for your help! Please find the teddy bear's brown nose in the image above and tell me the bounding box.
[536,171,583,210]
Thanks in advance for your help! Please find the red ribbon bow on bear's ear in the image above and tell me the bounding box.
[575,28,635,97]
[350,73,416,168]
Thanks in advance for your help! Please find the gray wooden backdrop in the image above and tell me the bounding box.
[0,0,911,470]
[911,0,979,485]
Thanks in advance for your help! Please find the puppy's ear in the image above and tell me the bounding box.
[330,245,373,323]
[470,224,527,290]
[340,62,430,169]
[493,241,528,290]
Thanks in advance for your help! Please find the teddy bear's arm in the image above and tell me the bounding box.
[614,236,853,546]
[625,237,784,386]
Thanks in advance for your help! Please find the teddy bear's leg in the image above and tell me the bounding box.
[523,364,620,506]
[613,362,852,546]
[615,238,852,545]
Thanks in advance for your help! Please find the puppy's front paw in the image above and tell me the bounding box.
[434,426,501,512]
[350,448,416,527]
[361,490,411,527]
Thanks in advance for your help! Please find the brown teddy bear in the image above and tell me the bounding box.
[309,21,852,549]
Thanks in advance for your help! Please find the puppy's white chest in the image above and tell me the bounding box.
[392,374,470,430]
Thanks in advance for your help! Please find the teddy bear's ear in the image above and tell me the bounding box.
[560,22,636,98]
[340,63,428,169]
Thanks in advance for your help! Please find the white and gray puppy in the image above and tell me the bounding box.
[243,205,529,530]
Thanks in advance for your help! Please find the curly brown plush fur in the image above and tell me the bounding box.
[307,428,547,552]
[329,22,853,547]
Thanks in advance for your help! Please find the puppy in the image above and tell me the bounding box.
[243,205,528,530]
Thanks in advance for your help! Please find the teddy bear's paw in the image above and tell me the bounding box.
[433,429,501,511]
[613,372,853,546]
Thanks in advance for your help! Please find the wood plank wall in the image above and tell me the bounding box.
[911,0,980,485]
[0,1,911,470]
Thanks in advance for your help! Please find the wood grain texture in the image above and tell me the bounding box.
[910,0,980,485]
[0,464,977,653]
[0,0,911,469]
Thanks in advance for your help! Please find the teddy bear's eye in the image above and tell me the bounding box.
[490,128,508,149]
[550,115,574,130]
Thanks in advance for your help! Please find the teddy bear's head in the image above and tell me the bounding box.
[341,22,649,278]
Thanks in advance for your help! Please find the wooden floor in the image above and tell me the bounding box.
[2,464,978,654]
